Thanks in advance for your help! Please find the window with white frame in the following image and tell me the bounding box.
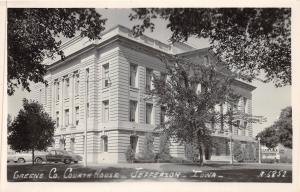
[64,78,70,98]
[243,97,248,113]
[75,106,79,126]
[196,83,202,94]
[56,111,59,128]
[101,136,108,152]
[129,64,137,88]
[103,100,109,122]
[70,138,75,152]
[75,73,79,96]
[203,55,210,66]
[64,109,69,126]
[146,103,153,124]
[130,135,138,152]
[129,100,137,122]
[103,64,110,88]
[56,82,60,102]
[146,68,153,91]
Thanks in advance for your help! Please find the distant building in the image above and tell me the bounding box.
[31,25,256,163]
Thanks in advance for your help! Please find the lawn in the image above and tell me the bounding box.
[7,162,292,182]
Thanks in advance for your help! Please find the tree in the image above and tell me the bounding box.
[8,8,107,95]
[7,114,12,127]
[157,133,172,161]
[137,132,155,161]
[129,8,291,87]
[151,56,236,165]
[8,99,55,164]
[256,106,292,149]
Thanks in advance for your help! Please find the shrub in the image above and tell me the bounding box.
[245,143,256,161]
[125,145,135,163]
[233,141,244,162]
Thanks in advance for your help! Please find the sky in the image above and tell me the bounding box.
[7,8,291,137]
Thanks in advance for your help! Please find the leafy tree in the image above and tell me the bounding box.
[7,114,12,127]
[157,133,172,161]
[256,106,292,148]
[151,56,236,165]
[8,8,107,95]
[138,132,155,161]
[130,8,291,87]
[8,99,55,164]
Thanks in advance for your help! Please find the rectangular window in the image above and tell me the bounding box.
[243,97,248,113]
[86,68,89,96]
[75,73,79,96]
[160,106,166,125]
[146,68,153,91]
[146,103,153,124]
[75,106,79,126]
[86,103,89,118]
[65,78,70,98]
[129,100,137,122]
[103,64,110,88]
[129,64,137,87]
[56,111,59,128]
[130,136,138,152]
[56,82,60,102]
[103,100,109,122]
[196,83,202,94]
[70,138,75,152]
[64,109,69,126]
[203,55,209,66]
[103,136,108,152]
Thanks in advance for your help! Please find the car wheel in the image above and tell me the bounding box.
[64,159,71,164]
[17,158,25,163]
[35,157,43,164]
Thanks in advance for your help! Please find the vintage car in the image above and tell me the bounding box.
[7,151,45,163]
[7,152,32,163]
[34,149,83,164]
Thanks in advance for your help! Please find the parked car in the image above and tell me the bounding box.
[7,152,32,163]
[34,149,83,164]
[7,151,48,163]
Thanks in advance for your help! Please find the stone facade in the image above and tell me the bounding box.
[30,25,256,163]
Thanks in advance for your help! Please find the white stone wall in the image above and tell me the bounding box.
[30,27,255,163]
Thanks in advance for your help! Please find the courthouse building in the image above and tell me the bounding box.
[31,25,256,163]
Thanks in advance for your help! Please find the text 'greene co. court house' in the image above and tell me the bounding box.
[31,25,256,163]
